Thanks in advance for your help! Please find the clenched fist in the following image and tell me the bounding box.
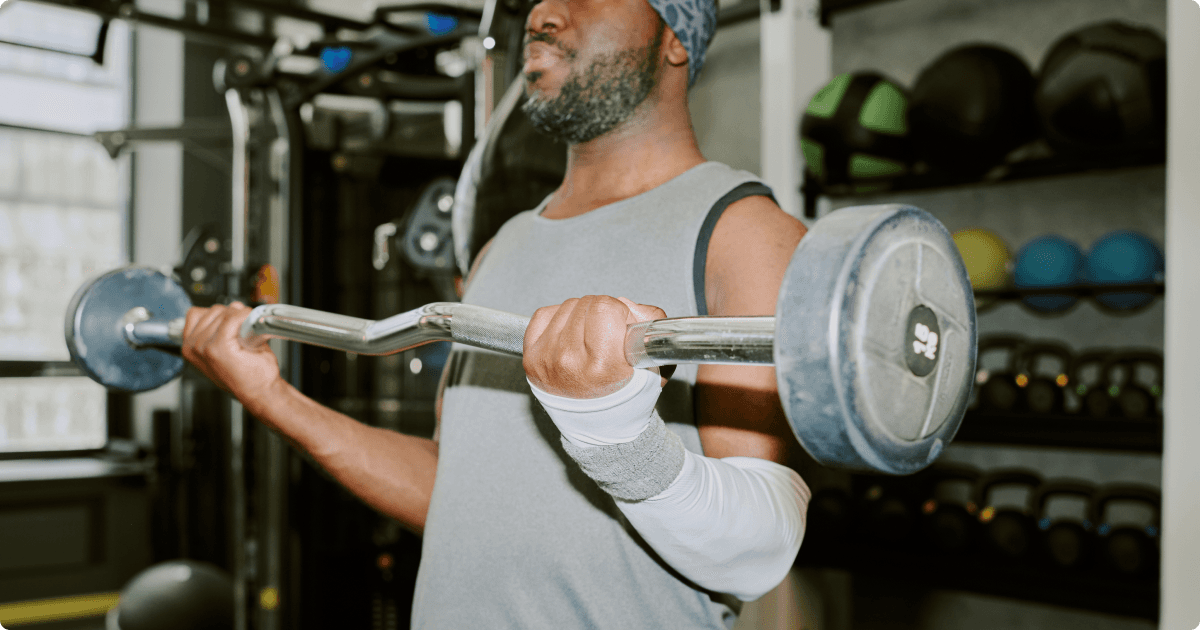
[182,302,282,403]
[523,295,667,399]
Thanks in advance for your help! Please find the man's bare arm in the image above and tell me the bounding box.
[697,194,807,462]
[183,304,438,534]
[247,380,438,533]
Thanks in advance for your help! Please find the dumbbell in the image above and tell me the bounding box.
[1018,342,1073,415]
[975,336,1026,412]
[63,204,979,475]
[1109,351,1163,420]
[920,464,982,555]
[1034,480,1095,571]
[1095,484,1160,581]
[976,469,1042,560]
[1073,350,1116,418]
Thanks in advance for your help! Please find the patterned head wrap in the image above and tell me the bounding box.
[646,0,717,87]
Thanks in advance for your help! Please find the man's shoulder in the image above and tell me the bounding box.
[692,160,761,185]
[712,195,802,251]
[704,194,806,316]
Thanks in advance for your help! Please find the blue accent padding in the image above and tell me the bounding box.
[320,46,353,74]
[426,13,458,36]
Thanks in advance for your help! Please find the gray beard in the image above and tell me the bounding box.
[521,38,660,145]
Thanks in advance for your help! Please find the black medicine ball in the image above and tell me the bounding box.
[114,560,234,630]
[908,45,1039,177]
[799,72,911,192]
[1035,21,1166,156]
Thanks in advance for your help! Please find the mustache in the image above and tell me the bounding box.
[524,32,577,58]
[524,31,558,47]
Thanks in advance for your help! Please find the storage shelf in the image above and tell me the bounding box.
[803,151,1165,216]
[974,282,1164,301]
[795,544,1159,620]
[954,411,1162,453]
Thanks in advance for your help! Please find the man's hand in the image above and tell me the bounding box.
[523,296,667,399]
[182,302,282,404]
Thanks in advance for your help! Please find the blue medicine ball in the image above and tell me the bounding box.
[1085,231,1164,310]
[1013,235,1086,313]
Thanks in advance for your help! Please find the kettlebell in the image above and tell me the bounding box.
[1019,342,1074,415]
[920,464,982,555]
[857,477,919,546]
[1073,350,1116,418]
[976,336,1026,412]
[977,469,1042,560]
[1095,484,1161,581]
[1109,351,1164,420]
[1034,480,1096,571]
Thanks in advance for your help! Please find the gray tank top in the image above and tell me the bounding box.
[413,162,773,629]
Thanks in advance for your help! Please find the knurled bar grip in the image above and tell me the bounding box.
[126,302,776,366]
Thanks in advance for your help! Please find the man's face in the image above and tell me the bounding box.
[520,0,665,144]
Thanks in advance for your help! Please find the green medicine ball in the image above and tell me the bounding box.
[800,72,911,191]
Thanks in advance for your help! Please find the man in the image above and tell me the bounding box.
[182,0,811,627]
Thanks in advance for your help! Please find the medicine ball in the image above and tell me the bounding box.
[1084,230,1164,311]
[908,45,1039,177]
[1012,235,1086,313]
[952,228,1011,310]
[110,560,234,630]
[799,72,911,191]
[1035,21,1166,156]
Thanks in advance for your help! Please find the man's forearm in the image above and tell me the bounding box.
[531,370,809,600]
[245,379,439,534]
[615,452,808,601]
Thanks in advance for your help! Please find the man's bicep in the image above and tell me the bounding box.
[695,365,794,464]
[696,195,805,463]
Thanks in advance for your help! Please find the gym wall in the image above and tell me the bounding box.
[690,11,762,177]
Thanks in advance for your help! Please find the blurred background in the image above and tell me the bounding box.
[0,0,1196,628]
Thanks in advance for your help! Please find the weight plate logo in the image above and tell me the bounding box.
[905,305,941,377]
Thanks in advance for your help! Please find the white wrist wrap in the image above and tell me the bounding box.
[528,368,662,448]
[530,369,685,501]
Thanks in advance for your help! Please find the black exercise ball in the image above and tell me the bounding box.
[908,45,1039,176]
[112,560,234,630]
[799,72,912,192]
[1035,21,1166,156]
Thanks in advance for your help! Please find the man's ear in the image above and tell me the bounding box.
[662,25,689,68]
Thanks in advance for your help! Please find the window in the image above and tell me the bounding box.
[0,3,130,454]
